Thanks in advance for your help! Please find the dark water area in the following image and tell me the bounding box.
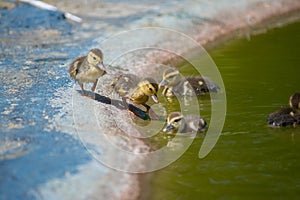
[150,21,300,199]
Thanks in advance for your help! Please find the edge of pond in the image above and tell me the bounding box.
[158,1,300,67]
[137,2,300,200]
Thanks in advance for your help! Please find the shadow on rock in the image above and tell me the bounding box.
[76,90,151,120]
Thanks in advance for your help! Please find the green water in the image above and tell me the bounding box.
[150,21,300,199]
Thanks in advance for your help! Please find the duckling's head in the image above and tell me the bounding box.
[138,78,159,103]
[289,93,300,109]
[163,112,184,133]
[87,48,106,70]
[159,69,182,88]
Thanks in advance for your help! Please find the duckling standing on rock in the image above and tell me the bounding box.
[159,68,219,97]
[68,48,106,97]
[267,93,300,127]
[111,74,159,118]
[163,112,207,134]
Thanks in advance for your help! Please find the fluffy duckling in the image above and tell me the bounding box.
[68,48,106,96]
[163,112,207,134]
[267,93,300,127]
[159,68,219,97]
[111,74,159,113]
[289,93,300,110]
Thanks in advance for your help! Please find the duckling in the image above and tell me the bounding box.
[68,48,106,97]
[267,93,300,127]
[159,68,219,97]
[163,112,207,134]
[289,93,300,110]
[111,74,159,115]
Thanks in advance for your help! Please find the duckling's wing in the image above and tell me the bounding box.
[172,77,206,96]
[185,115,207,133]
[186,76,219,95]
[111,74,139,97]
[68,56,85,80]
[295,112,300,125]
[267,107,296,127]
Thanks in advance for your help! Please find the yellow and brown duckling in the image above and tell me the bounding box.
[111,73,159,115]
[159,68,219,97]
[68,48,106,97]
[163,112,207,134]
[267,93,300,127]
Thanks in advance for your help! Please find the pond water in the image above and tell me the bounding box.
[149,21,300,199]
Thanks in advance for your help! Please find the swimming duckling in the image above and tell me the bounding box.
[159,68,219,97]
[68,48,106,97]
[163,112,207,134]
[267,93,300,127]
[111,74,159,115]
[289,93,300,110]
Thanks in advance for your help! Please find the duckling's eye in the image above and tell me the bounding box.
[173,119,181,123]
[93,56,97,60]
[149,88,153,91]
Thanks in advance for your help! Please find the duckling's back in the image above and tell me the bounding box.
[111,74,140,97]
[186,76,219,95]
[68,56,86,80]
[170,76,219,96]
[183,115,207,133]
[267,107,299,127]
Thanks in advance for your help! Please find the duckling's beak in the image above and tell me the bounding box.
[100,61,106,71]
[151,94,159,103]
[159,80,167,88]
[163,124,174,132]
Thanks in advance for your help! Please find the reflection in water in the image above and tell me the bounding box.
[150,21,300,199]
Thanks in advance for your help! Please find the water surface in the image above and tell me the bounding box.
[150,21,300,199]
